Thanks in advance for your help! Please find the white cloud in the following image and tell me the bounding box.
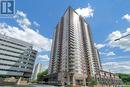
[102,61,130,74]
[15,11,26,17]
[38,55,49,61]
[33,21,40,27]
[14,11,31,28]
[0,10,52,52]
[104,55,130,60]
[106,52,116,56]
[108,31,122,41]
[107,28,130,51]
[75,4,94,18]
[100,51,116,56]
[94,43,105,49]
[122,14,130,22]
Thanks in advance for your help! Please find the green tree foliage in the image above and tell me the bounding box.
[90,79,97,85]
[118,73,130,85]
[88,79,97,87]
[37,69,48,81]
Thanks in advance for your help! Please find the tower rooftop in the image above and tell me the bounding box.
[63,6,79,17]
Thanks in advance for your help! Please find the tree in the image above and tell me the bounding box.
[88,79,97,87]
[118,73,130,85]
[37,69,48,81]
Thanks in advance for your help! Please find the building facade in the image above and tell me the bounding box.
[47,7,122,86]
[0,34,37,79]
[48,6,100,85]
[32,63,44,80]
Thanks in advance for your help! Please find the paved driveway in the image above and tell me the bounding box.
[0,85,58,87]
[33,85,58,87]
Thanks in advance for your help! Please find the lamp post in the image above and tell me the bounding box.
[114,34,130,41]
[114,34,130,87]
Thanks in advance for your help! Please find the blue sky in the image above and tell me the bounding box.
[0,0,130,73]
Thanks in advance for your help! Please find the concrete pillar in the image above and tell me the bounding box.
[83,76,86,86]
[67,74,70,85]
[73,75,76,86]
[17,77,28,85]
[17,77,22,85]
[61,72,65,86]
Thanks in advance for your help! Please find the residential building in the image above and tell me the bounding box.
[32,63,44,80]
[46,6,123,86]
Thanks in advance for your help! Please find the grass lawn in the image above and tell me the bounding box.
[124,85,130,87]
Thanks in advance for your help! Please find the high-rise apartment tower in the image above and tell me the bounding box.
[48,7,101,85]
[47,7,122,86]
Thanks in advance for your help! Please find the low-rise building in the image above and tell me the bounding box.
[0,34,37,81]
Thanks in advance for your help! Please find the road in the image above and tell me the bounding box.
[0,85,58,87]
[33,85,58,87]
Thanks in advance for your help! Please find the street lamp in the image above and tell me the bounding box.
[114,34,130,86]
[114,34,130,41]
